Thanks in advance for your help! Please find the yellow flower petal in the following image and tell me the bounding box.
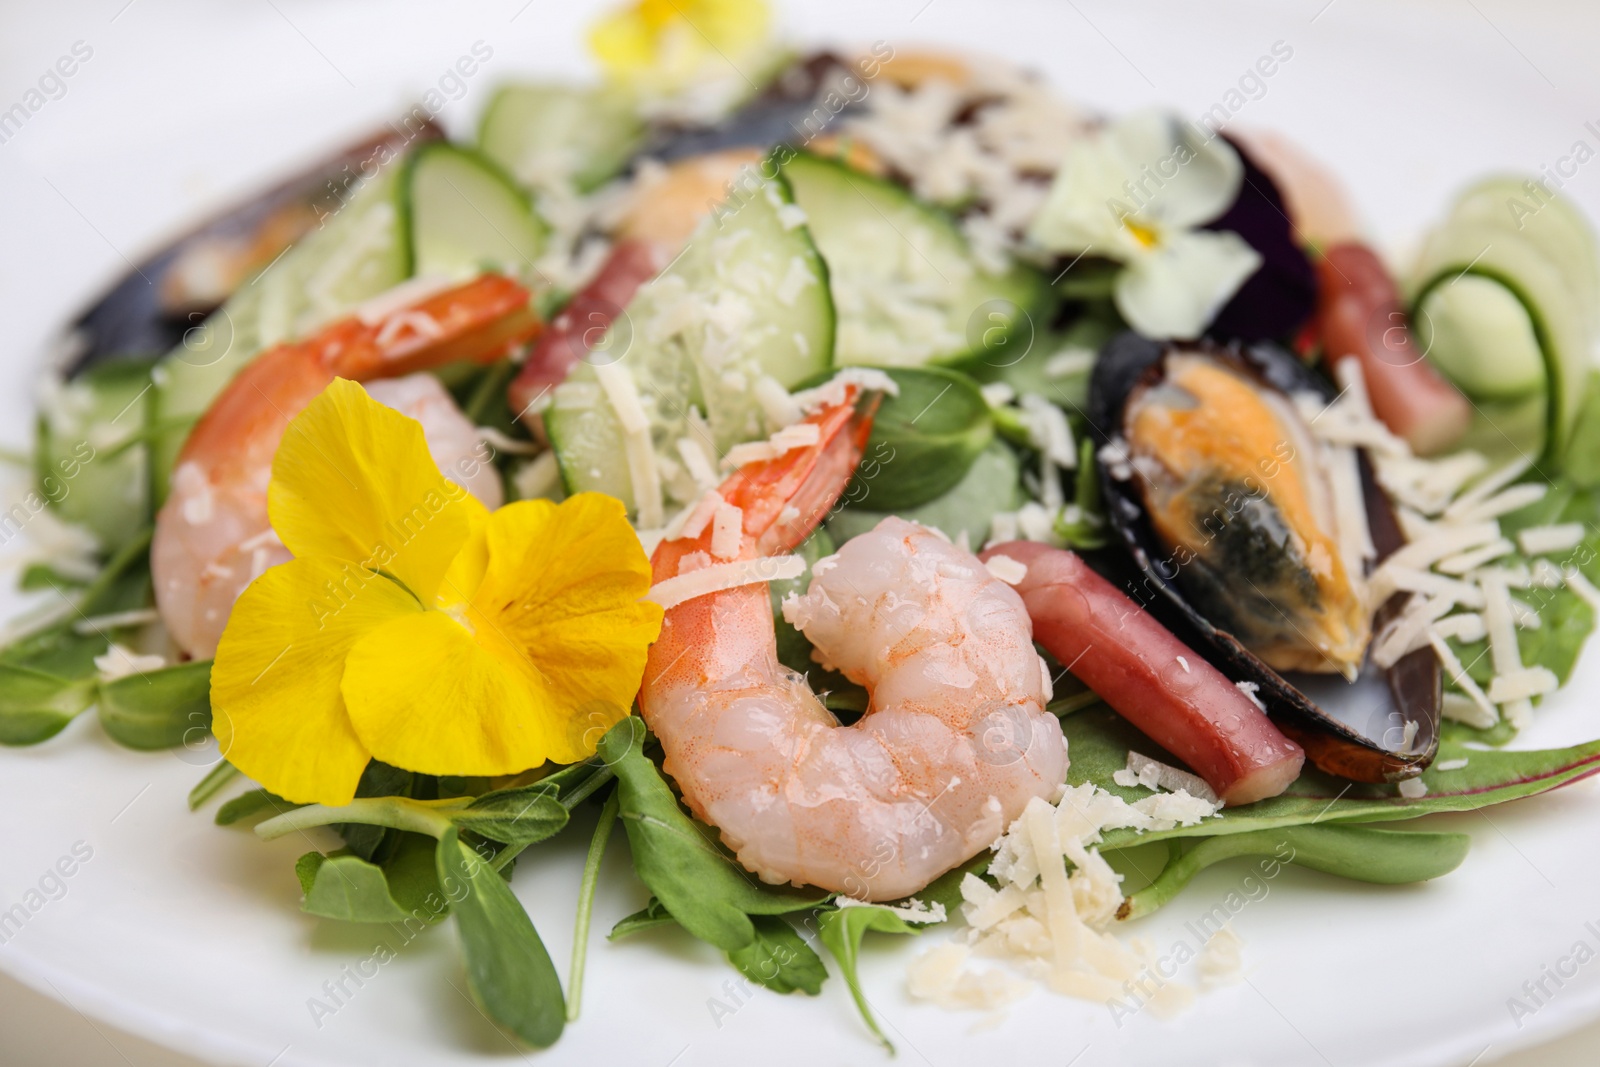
[211,556,420,806]
[342,493,661,775]
[267,379,474,604]
[342,612,554,775]
[469,493,663,765]
[590,0,770,92]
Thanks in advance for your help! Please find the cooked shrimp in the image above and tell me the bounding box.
[640,391,1068,901]
[152,274,539,658]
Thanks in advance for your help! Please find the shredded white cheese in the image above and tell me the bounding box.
[984,554,1028,586]
[1398,777,1428,799]
[1435,758,1470,772]
[646,555,804,609]
[1486,666,1558,703]
[709,503,744,560]
[1517,523,1585,556]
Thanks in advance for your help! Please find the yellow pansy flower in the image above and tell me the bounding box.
[211,379,663,807]
[589,0,771,94]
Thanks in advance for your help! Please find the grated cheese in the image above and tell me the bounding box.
[1442,455,1534,521]
[93,643,166,680]
[1117,751,1220,806]
[1429,634,1499,728]
[1517,523,1585,556]
[1486,666,1558,704]
[1398,778,1428,799]
[594,362,664,529]
[1044,347,1096,379]
[1436,538,1515,576]
[984,554,1028,586]
[1435,758,1470,772]
[646,555,804,609]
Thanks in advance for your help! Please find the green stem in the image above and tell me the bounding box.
[489,763,616,873]
[566,790,619,1023]
[990,405,1033,448]
[1114,823,1471,922]
[254,796,466,841]
[464,358,517,424]
[559,764,616,810]
[187,761,240,811]
[1047,689,1103,718]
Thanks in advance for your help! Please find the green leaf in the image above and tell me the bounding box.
[455,784,570,846]
[216,788,301,826]
[600,718,829,952]
[828,439,1025,550]
[1113,823,1471,921]
[816,905,929,1050]
[0,665,95,745]
[436,827,565,1048]
[608,897,677,941]
[844,366,995,511]
[1064,706,1600,850]
[187,761,240,810]
[96,659,211,750]
[18,563,88,592]
[297,834,445,923]
[728,915,828,996]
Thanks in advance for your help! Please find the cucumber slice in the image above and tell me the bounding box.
[1446,176,1600,330]
[148,165,410,502]
[478,84,644,194]
[1411,220,1591,463]
[1415,275,1546,401]
[548,160,834,520]
[828,440,1024,547]
[779,151,1049,368]
[403,143,548,282]
[36,360,153,551]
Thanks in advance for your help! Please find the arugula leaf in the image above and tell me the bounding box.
[816,905,927,1050]
[96,659,212,750]
[0,665,95,745]
[728,916,828,996]
[1113,823,1471,921]
[608,898,677,941]
[599,718,829,952]
[455,786,569,847]
[216,788,301,826]
[1064,706,1600,849]
[296,834,445,924]
[436,827,565,1048]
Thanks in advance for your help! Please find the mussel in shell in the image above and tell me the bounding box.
[1120,348,1369,679]
[1090,333,1441,783]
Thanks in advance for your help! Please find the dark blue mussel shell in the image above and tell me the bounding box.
[1087,332,1441,783]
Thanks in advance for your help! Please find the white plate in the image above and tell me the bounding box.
[4,2,1600,1065]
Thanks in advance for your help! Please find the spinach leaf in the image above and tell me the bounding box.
[599,718,829,952]
[0,665,95,745]
[297,833,444,924]
[816,905,928,1050]
[436,827,564,1048]
[828,440,1024,550]
[96,659,212,750]
[843,366,995,511]
[1064,706,1600,849]
[728,915,828,996]
[1113,823,1470,921]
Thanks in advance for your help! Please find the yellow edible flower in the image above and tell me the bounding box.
[589,0,771,94]
[211,379,663,807]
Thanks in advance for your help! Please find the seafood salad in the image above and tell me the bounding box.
[14,0,1600,1053]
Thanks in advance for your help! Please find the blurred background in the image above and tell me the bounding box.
[3,1,1600,1064]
